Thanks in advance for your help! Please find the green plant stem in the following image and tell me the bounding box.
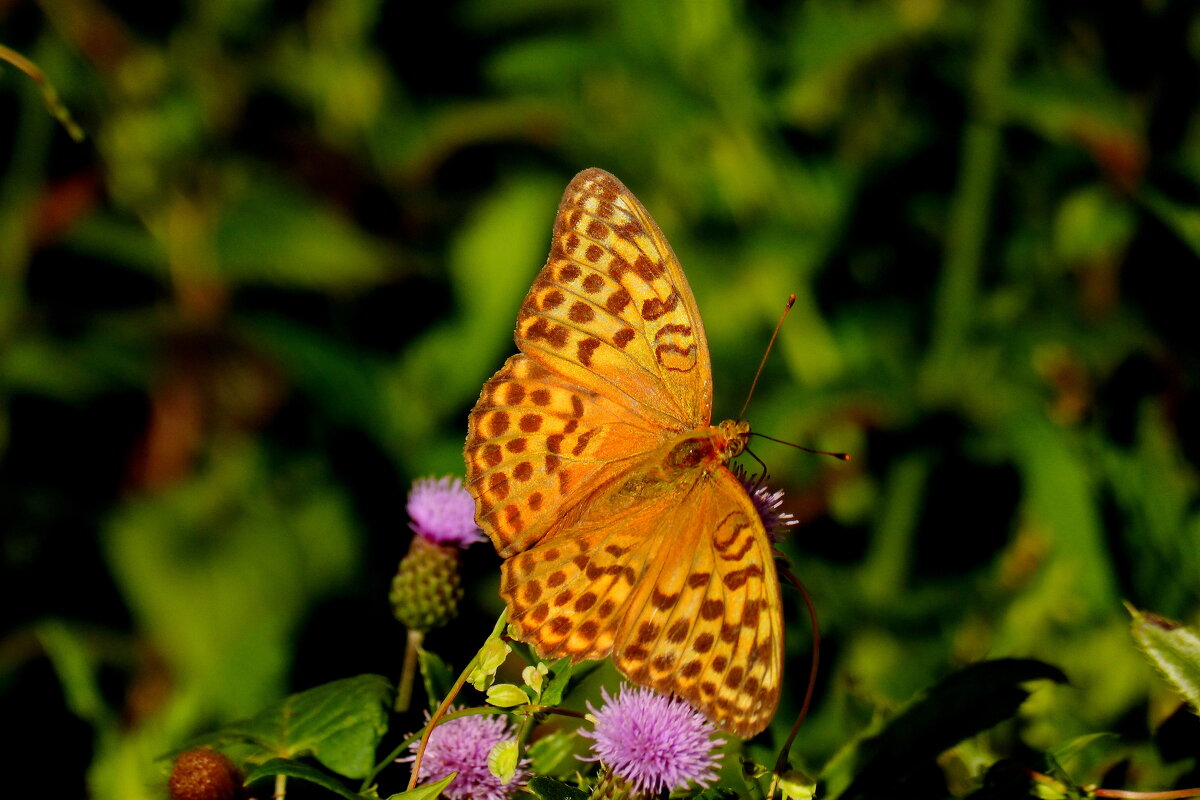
[395,628,424,712]
[404,611,508,791]
[860,453,929,606]
[926,0,1027,373]
[0,43,85,142]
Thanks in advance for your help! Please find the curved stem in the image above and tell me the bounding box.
[405,612,508,791]
[770,569,821,793]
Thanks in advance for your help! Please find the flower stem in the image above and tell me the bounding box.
[395,628,424,712]
[405,611,508,791]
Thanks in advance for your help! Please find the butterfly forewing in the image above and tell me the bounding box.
[516,168,712,429]
[465,353,663,557]
[465,168,786,738]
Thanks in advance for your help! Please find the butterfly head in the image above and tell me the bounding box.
[715,419,751,461]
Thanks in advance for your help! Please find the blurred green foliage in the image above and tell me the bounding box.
[3,0,1200,797]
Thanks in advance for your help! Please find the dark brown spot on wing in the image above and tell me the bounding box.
[641,291,680,321]
[489,412,510,437]
[504,384,525,404]
[530,389,551,406]
[723,565,764,590]
[519,414,543,433]
[585,244,604,262]
[700,598,724,620]
[694,633,714,653]
[606,288,631,315]
[636,622,661,644]
[577,337,600,367]
[613,328,635,349]
[582,273,604,293]
[559,263,581,283]
[651,587,679,611]
[513,462,533,481]
[483,444,502,467]
[542,290,565,310]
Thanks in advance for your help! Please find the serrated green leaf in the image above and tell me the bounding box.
[383,773,457,799]
[527,775,589,800]
[1129,606,1200,715]
[419,649,456,713]
[204,674,392,780]
[243,758,360,800]
[487,738,519,784]
[486,684,530,708]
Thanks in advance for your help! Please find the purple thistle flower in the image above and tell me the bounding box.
[407,476,485,548]
[401,711,529,800]
[733,465,798,542]
[581,686,723,796]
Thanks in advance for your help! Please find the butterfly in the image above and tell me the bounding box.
[464,168,783,737]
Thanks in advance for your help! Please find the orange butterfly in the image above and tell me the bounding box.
[464,169,783,737]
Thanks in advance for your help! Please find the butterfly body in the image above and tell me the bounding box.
[465,169,783,737]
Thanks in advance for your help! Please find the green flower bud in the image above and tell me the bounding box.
[390,535,462,632]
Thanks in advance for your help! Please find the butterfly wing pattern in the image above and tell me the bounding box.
[465,168,783,737]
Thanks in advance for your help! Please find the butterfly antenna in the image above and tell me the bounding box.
[772,566,821,785]
[743,446,770,490]
[750,431,851,462]
[738,294,796,421]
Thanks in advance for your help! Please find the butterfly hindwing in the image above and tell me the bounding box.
[611,466,783,738]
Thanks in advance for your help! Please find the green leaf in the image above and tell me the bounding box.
[469,637,512,692]
[214,176,393,289]
[540,657,602,707]
[528,730,580,776]
[527,775,589,800]
[243,758,360,800]
[822,659,1067,800]
[204,674,392,780]
[383,773,457,799]
[780,769,817,800]
[487,739,519,784]
[1129,606,1200,715]
[486,684,531,708]
[419,649,456,713]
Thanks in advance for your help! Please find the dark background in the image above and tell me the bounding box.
[2,0,1199,797]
